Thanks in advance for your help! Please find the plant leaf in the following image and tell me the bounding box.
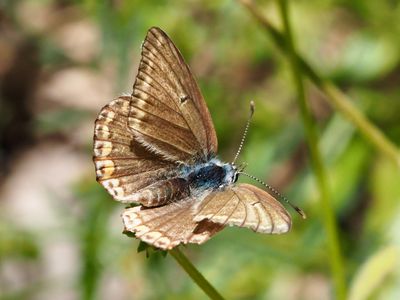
[349,246,399,300]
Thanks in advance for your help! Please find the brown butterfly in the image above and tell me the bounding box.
[93,27,302,250]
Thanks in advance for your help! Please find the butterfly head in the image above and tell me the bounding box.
[228,161,252,184]
[224,162,239,185]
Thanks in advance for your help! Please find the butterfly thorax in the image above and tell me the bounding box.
[182,158,238,194]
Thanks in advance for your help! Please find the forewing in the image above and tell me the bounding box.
[122,198,223,250]
[194,183,291,234]
[93,96,176,203]
[128,27,218,162]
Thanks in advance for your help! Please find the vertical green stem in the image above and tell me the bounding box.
[169,248,225,300]
[277,1,347,299]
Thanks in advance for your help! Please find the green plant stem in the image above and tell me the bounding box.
[239,0,400,168]
[277,1,347,299]
[322,82,400,168]
[169,248,225,300]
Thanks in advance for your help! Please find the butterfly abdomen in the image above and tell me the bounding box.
[131,178,190,207]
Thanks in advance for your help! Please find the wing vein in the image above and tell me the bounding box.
[141,51,189,101]
[200,191,235,221]
[145,35,189,98]
[144,36,207,149]
[258,197,274,233]
[133,87,180,114]
[221,195,241,227]
[101,104,129,118]
[136,69,203,148]
[136,73,176,105]
[130,115,197,150]
[130,102,192,132]
[161,34,211,151]
[97,167,163,182]
[130,127,194,155]
[94,138,131,147]
[240,198,248,227]
[134,204,187,238]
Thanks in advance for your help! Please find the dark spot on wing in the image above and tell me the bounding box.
[180,95,189,103]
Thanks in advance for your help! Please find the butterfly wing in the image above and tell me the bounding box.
[128,27,218,162]
[122,198,223,250]
[122,182,291,250]
[194,183,292,234]
[93,96,178,203]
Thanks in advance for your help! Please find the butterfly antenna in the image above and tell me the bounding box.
[239,172,307,219]
[232,101,255,165]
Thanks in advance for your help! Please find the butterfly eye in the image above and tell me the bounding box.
[233,172,239,183]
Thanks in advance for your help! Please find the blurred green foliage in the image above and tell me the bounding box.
[1,0,399,299]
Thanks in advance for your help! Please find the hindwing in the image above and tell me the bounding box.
[122,197,223,250]
[93,96,177,203]
[194,184,291,234]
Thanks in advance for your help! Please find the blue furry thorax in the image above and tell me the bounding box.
[180,158,238,192]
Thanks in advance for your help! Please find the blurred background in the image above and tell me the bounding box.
[1,0,399,299]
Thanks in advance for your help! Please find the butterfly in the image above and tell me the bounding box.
[93,27,302,250]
